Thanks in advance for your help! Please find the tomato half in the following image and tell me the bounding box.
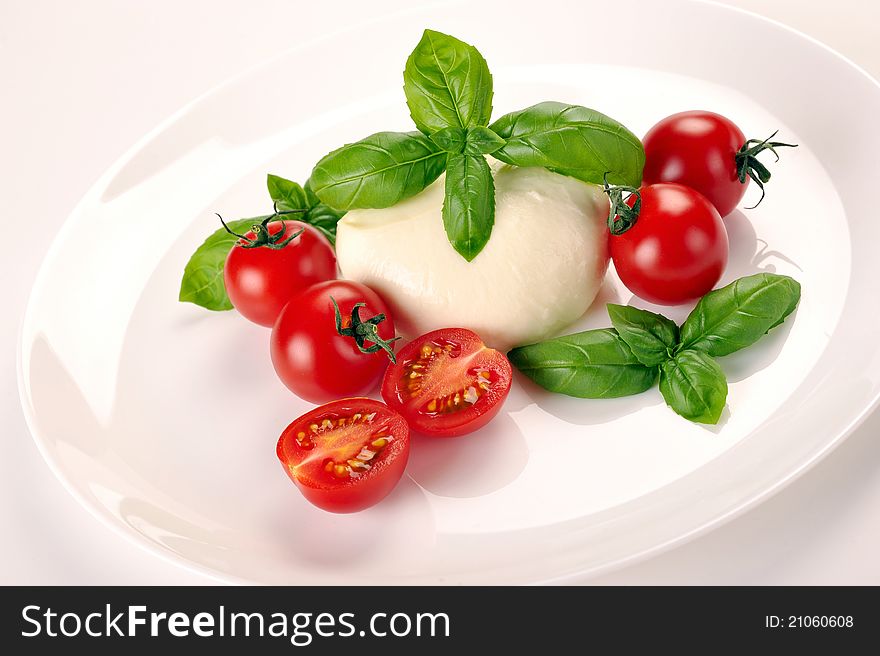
[381,328,512,437]
[224,220,336,327]
[610,183,728,305]
[276,398,410,513]
[270,280,397,403]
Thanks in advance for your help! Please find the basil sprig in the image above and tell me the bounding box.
[179,174,344,311]
[310,29,645,261]
[509,273,801,425]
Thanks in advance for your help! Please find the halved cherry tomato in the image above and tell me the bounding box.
[276,398,409,513]
[381,328,512,437]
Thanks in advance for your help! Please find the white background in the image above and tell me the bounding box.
[2,0,879,585]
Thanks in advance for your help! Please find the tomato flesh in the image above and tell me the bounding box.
[276,398,409,513]
[382,328,512,437]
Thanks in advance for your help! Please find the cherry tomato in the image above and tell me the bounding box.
[381,328,512,437]
[610,183,728,305]
[642,110,796,217]
[271,280,397,403]
[224,220,336,327]
[277,398,410,513]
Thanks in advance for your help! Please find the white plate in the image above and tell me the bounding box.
[18,0,880,584]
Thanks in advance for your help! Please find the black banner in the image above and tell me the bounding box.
[0,586,874,652]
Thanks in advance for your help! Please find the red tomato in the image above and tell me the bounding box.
[277,398,409,513]
[381,328,512,437]
[271,280,397,403]
[224,220,336,327]
[642,110,796,217]
[610,183,728,305]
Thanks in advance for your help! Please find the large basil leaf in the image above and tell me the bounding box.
[678,273,801,357]
[309,131,446,210]
[442,152,495,261]
[508,328,658,398]
[659,349,728,424]
[403,29,493,135]
[607,304,679,367]
[179,216,266,311]
[490,101,645,187]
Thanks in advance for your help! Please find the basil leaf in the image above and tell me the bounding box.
[465,126,505,155]
[607,304,679,367]
[266,174,309,211]
[430,126,467,153]
[678,273,801,357]
[179,216,266,311]
[442,152,495,261]
[310,131,446,210]
[490,101,645,187]
[403,29,493,135]
[659,350,728,424]
[508,328,658,398]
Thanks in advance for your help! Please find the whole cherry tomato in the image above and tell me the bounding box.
[223,218,336,327]
[642,110,796,217]
[270,280,398,403]
[607,182,728,305]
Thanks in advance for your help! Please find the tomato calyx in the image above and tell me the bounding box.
[218,205,306,250]
[603,174,642,236]
[331,296,400,364]
[734,130,798,209]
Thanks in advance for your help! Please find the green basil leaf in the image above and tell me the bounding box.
[266,174,309,211]
[442,152,495,261]
[303,204,344,246]
[678,273,801,357]
[508,328,658,398]
[465,126,506,155]
[179,216,267,311]
[607,304,679,367]
[659,349,728,424]
[430,126,467,153]
[309,131,446,210]
[490,101,645,186]
[403,29,493,135]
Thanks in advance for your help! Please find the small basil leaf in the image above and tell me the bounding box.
[403,29,493,134]
[303,204,344,246]
[430,126,467,153]
[508,328,658,398]
[309,131,446,210]
[442,152,495,261]
[266,174,309,211]
[490,101,645,187]
[678,273,801,357]
[465,126,506,155]
[607,303,679,367]
[659,350,728,424]
[179,216,267,311]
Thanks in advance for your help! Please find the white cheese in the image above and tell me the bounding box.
[335,159,610,350]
